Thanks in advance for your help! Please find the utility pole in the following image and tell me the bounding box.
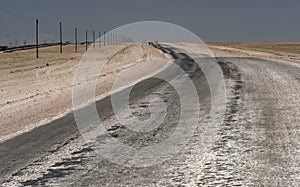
[99,32,101,47]
[75,28,78,53]
[110,32,111,45]
[104,31,106,46]
[36,19,39,58]
[113,33,115,45]
[86,30,88,51]
[93,30,95,49]
[59,22,63,54]
[108,32,110,45]
[111,32,112,45]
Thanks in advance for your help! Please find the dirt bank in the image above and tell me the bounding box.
[0,43,168,141]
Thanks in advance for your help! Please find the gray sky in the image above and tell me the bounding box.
[0,0,299,45]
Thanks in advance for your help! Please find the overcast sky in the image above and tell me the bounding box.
[0,0,299,45]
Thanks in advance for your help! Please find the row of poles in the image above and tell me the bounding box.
[35,19,120,58]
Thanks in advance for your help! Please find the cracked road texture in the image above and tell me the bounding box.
[1,45,299,186]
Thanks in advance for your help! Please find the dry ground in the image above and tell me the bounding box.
[0,42,299,186]
[0,43,167,141]
[208,42,300,62]
[1,42,298,141]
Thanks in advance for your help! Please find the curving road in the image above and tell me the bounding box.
[0,44,299,186]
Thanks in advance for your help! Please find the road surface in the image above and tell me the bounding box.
[0,44,299,186]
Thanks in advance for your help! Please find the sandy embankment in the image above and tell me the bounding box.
[0,43,169,141]
[2,41,295,142]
